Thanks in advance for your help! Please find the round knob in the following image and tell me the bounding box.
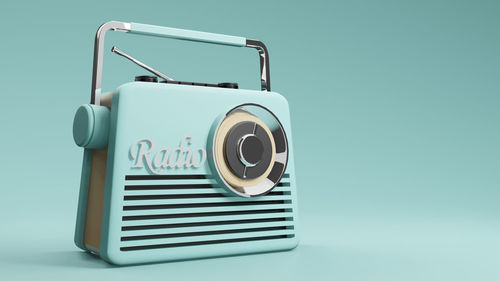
[73,104,110,149]
[217,82,238,89]
[238,134,264,167]
[223,121,273,180]
[135,75,158,82]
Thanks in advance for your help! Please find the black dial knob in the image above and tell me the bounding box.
[217,82,238,89]
[135,75,158,82]
[238,135,264,166]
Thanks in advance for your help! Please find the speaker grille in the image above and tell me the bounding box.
[119,174,295,251]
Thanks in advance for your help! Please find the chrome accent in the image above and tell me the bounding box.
[246,39,271,92]
[274,152,287,164]
[91,21,131,105]
[111,46,175,82]
[90,21,273,105]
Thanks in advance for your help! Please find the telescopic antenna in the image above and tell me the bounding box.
[111,46,175,81]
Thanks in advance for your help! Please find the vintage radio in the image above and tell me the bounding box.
[72,21,299,265]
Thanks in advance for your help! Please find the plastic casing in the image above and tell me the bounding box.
[74,82,299,265]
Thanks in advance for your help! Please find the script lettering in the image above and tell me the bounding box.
[130,136,206,174]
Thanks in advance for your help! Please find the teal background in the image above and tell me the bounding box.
[0,0,499,280]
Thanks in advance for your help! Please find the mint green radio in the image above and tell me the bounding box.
[72,21,299,265]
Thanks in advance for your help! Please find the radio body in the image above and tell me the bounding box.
[73,21,299,265]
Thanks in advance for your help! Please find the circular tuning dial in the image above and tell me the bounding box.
[210,104,288,197]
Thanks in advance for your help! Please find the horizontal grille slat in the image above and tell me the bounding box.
[125,183,213,190]
[124,173,290,181]
[122,195,292,206]
[123,200,291,211]
[120,230,296,249]
[124,191,289,201]
[121,225,294,241]
[121,211,294,227]
[121,234,295,251]
[120,221,293,238]
[123,208,291,221]
[122,184,289,196]
[122,217,290,231]
[126,174,208,180]
[124,181,290,191]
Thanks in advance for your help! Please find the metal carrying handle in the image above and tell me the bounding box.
[91,21,271,105]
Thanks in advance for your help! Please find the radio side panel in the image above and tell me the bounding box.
[74,149,93,250]
[99,82,299,265]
